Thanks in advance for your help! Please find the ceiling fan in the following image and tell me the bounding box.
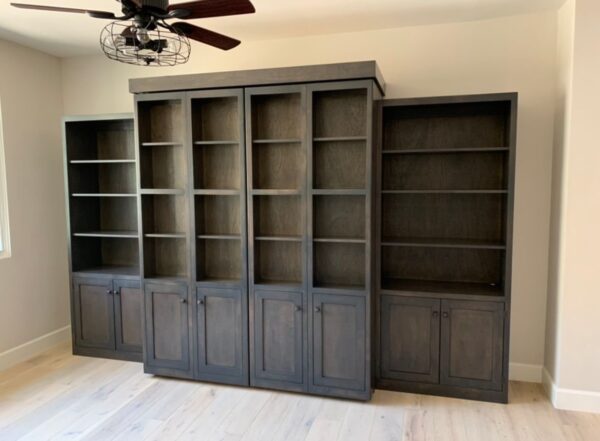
[11,0,256,66]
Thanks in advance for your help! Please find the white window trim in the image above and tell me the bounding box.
[0,100,11,259]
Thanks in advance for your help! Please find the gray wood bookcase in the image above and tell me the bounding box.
[131,62,383,400]
[375,93,517,403]
[63,114,143,362]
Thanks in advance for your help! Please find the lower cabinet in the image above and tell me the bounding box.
[251,290,306,392]
[72,277,142,360]
[196,287,248,386]
[310,293,368,399]
[144,283,192,377]
[378,295,507,401]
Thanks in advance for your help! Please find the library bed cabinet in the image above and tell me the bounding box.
[63,115,143,361]
[63,62,517,403]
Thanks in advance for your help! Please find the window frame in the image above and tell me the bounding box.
[0,100,11,259]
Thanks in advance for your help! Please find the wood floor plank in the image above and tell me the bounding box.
[0,344,598,441]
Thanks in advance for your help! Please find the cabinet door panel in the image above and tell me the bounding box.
[73,277,115,350]
[253,290,304,387]
[312,293,366,392]
[114,279,143,353]
[440,300,504,391]
[144,283,190,371]
[197,287,247,384]
[380,296,440,383]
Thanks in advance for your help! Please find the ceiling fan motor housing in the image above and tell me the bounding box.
[140,0,169,11]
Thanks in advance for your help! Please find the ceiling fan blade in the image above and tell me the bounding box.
[11,3,116,18]
[167,0,255,20]
[172,22,240,50]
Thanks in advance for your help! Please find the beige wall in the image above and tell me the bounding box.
[62,11,557,373]
[0,39,69,355]
[550,0,600,393]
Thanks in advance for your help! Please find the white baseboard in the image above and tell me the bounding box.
[0,326,71,372]
[509,362,542,383]
[543,367,600,413]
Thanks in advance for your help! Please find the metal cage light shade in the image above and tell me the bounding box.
[100,21,191,67]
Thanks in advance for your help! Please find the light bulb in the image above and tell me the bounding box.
[135,28,151,45]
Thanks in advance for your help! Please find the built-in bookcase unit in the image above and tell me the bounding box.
[376,94,517,403]
[64,115,142,362]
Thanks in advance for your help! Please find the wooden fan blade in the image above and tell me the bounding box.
[11,3,116,18]
[167,0,255,19]
[172,22,240,50]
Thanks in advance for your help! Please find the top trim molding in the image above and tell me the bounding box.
[129,61,385,95]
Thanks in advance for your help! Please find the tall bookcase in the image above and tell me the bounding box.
[63,115,143,361]
[376,94,517,403]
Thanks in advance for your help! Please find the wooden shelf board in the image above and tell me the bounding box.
[70,159,135,164]
[253,138,302,144]
[144,276,189,284]
[194,189,240,196]
[141,142,182,147]
[197,234,240,240]
[144,233,187,239]
[313,238,366,244]
[72,193,136,198]
[197,278,241,285]
[381,237,506,250]
[382,147,509,154]
[73,265,140,277]
[73,230,138,239]
[255,235,303,242]
[313,282,366,291]
[381,189,508,194]
[312,189,366,196]
[314,136,367,142]
[251,189,301,196]
[193,140,239,146]
[140,189,185,195]
[254,280,303,289]
[381,278,503,296]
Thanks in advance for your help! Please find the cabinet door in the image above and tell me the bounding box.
[440,300,504,391]
[197,287,247,385]
[311,293,366,393]
[252,290,304,389]
[144,283,191,372]
[380,296,440,384]
[113,279,143,353]
[72,277,115,350]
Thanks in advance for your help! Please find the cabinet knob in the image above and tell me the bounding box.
[106,290,113,295]
[114,290,120,296]
[315,306,321,313]
[295,305,302,312]
[432,311,439,318]
[180,298,187,304]
[197,299,204,306]
[442,312,449,318]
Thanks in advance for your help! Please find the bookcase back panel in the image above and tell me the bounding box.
[144,237,188,278]
[381,246,503,286]
[251,94,302,140]
[313,141,366,189]
[314,195,365,240]
[197,239,241,281]
[313,89,367,138]
[193,145,240,190]
[195,195,240,236]
[66,120,134,160]
[138,100,184,143]
[383,152,508,191]
[69,163,136,194]
[314,242,365,289]
[254,196,302,237]
[252,143,304,190]
[255,241,302,284]
[383,102,510,150]
[382,194,505,242]
[72,236,139,271]
[142,195,188,234]
[192,97,239,142]
[70,197,138,233]
[140,145,186,189]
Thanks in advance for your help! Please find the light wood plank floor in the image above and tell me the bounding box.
[0,342,599,441]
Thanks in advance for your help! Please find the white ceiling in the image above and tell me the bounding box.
[0,0,565,57]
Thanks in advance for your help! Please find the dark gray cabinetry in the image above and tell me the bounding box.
[72,277,142,359]
[144,282,192,376]
[380,296,440,383]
